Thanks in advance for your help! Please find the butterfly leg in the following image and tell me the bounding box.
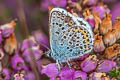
[56,60,61,71]
[66,60,73,72]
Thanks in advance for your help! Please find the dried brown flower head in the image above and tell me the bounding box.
[103,29,116,46]
[100,13,112,35]
[104,44,120,59]
[4,33,17,55]
[94,34,105,53]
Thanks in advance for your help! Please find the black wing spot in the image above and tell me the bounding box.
[80,46,83,49]
[55,32,59,34]
[52,23,55,25]
[67,47,69,49]
[60,43,63,46]
[69,34,72,36]
[69,42,72,44]
[76,44,79,46]
[59,24,62,27]
[69,49,72,52]
[79,21,86,26]
[74,34,77,37]
[77,41,80,42]
[62,27,65,30]
[56,23,58,25]
[77,37,80,39]
[63,36,66,39]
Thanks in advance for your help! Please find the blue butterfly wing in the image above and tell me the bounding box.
[49,8,94,62]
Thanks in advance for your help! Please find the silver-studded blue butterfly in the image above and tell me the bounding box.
[46,7,94,69]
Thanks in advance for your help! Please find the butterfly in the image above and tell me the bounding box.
[46,7,94,69]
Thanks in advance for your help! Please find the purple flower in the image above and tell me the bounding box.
[32,30,49,51]
[24,72,35,80]
[78,53,89,60]
[22,46,43,62]
[111,3,120,22]
[96,60,116,72]
[81,55,98,72]
[92,3,110,19]
[83,0,98,6]
[50,0,66,7]
[41,63,59,78]
[73,71,87,80]
[41,0,66,10]
[0,32,2,44]
[11,55,27,71]
[41,64,75,80]
[0,20,16,38]
[58,67,75,80]
[41,0,49,10]
[87,16,95,28]
[89,72,110,80]
[14,73,24,80]
[21,37,37,52]
[2,68,10,80]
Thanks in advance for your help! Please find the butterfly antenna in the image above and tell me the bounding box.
[38,42,50,50]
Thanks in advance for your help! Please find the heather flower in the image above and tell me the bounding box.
[58,67,75,80]
[97,60,116,72]
[103,29,116,46]
[24,71,35,80]
[73,71,87,80]
[14,73,24,80]
[83,9,95,28]
[41,63,59,78]
[111,3,120,22]
[41,0,49,10]
[32,30,49,51]
[89,72,110,80]
[41,64,75,80]
[21,37,38,52]
[11,55,27,71]
[99,13,112,35]
[81,55,98,72]
[92,3,110,19]
[83,0,98,6]
[1,68,10,80]
[50,0,66,7]
[0,20,16,38]
[0,32,2,44]
[87,17,95,28]
[22,46,43,62]
[41,0,66,10]
[78,53,90,60]
[94,34,105,53]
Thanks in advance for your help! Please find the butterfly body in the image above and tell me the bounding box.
[48,8,94,63]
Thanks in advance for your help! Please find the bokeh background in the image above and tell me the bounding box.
[0,0,120,42]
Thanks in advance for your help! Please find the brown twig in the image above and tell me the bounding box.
[15,0,40,80]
